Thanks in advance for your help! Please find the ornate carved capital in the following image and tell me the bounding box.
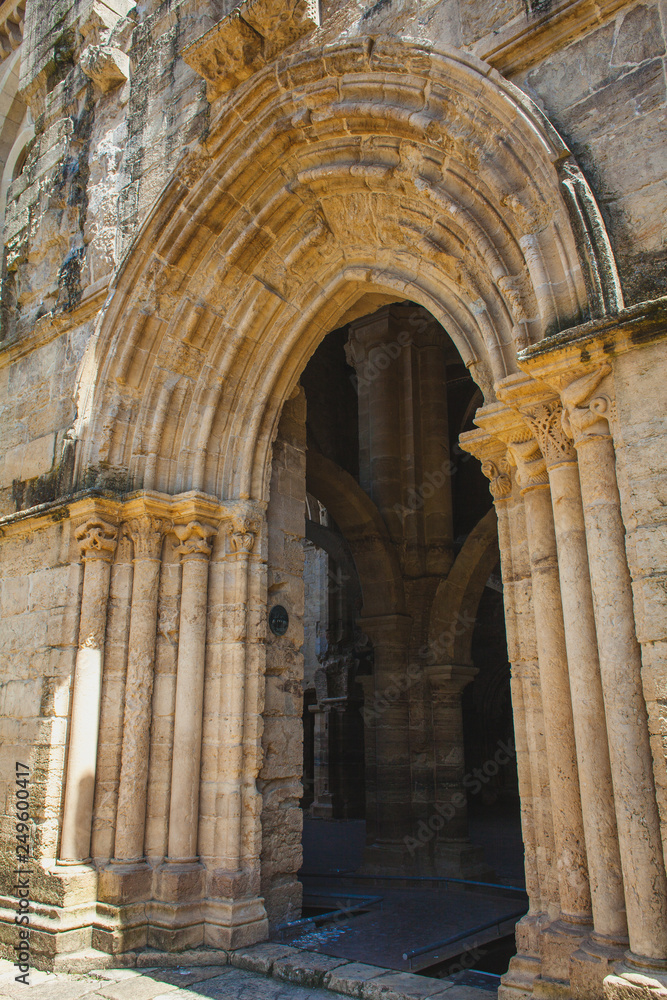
[174,520,217,560]
[228,513,261,553]
[183,0,319,99]
[76,519,118,562]
[507,438,549,492]
[521,400,577,468]
[123,514,172,560]
[561,365,613,445]
[480,456,513,500]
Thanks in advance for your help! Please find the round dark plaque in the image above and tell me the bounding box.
[269,604,289,636]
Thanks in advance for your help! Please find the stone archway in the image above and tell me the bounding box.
[35,33,663,998]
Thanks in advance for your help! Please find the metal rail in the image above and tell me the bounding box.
[403,906,528,968]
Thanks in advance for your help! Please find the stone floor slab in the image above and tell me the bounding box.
[0,975,105,1000]
[230,943,301,975]
[273,951,350,988]
[324,962,388,996]
[360,971,454,1000]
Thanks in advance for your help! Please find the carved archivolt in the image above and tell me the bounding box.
[75,39,621,506]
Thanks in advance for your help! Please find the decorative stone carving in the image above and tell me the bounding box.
[76,519,117,561]
[522,400,577,468]
[228,513,261,553]
[561,365,613,444]
[0,0,24,62]
[123,515,172,559]
[507,438,549,491]
[480,457,512,499]
[174,520,217,559]
[183,0,320,100]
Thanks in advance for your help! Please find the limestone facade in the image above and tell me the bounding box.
[0,1,666,999]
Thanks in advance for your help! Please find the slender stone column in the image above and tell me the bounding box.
[113,513,171,866]
[218,511,261,876]
[522,399,628,959]
[60,519,118,863]
[562,368,667,966]
[482,461,542,911]
[509,437,592,941]
[166,520,217,862]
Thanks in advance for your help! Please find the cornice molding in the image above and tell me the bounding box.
[471,0,636,76]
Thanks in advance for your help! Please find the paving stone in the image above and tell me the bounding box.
[144,967,348,998]
[428,990,489,1000]
[93,976,178,999]
[0,975,105,1000]
[273,951,350,988]
[230,943,302,975]
[360,971,451,1000]
[323,962,389,997]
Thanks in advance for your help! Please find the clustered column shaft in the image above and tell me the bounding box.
[562,372,667,963]
[166,520,217,862]
[60,518,118,863]
[114,514,171,863]
[523,400,627,946]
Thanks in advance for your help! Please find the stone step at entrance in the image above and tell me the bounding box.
[0,945,491,1000]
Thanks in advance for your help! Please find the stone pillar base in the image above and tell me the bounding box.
[500,953,543,1000]
[531,919,592,998]
[98,862,152,906]
[203,897,268,950]
[361,838,491,879]
[604,960,667,1000]
[570,937,629,1000]
[92,902,148,954]
[147,901,205,951]
[310,794,335,819]
[154,861,205,903]
[430,840,492,880]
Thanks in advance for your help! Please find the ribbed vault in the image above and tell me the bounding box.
[74,36,620,501]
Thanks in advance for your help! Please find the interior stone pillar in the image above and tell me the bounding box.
[103,510,171,903]
[414,326,454,576]
[310,704,334,819]
[425,664,488,877]
[520,397,628,989]
[562,368,667,969]
[157,520,217,906]
[509,436,593,981]
[360,613,413,872]
[346,308,403,542]
[60,518,118,864]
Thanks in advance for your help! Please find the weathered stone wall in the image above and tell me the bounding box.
[611,331,667,859]
[260,388,306,927]
[0,512,80,885]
